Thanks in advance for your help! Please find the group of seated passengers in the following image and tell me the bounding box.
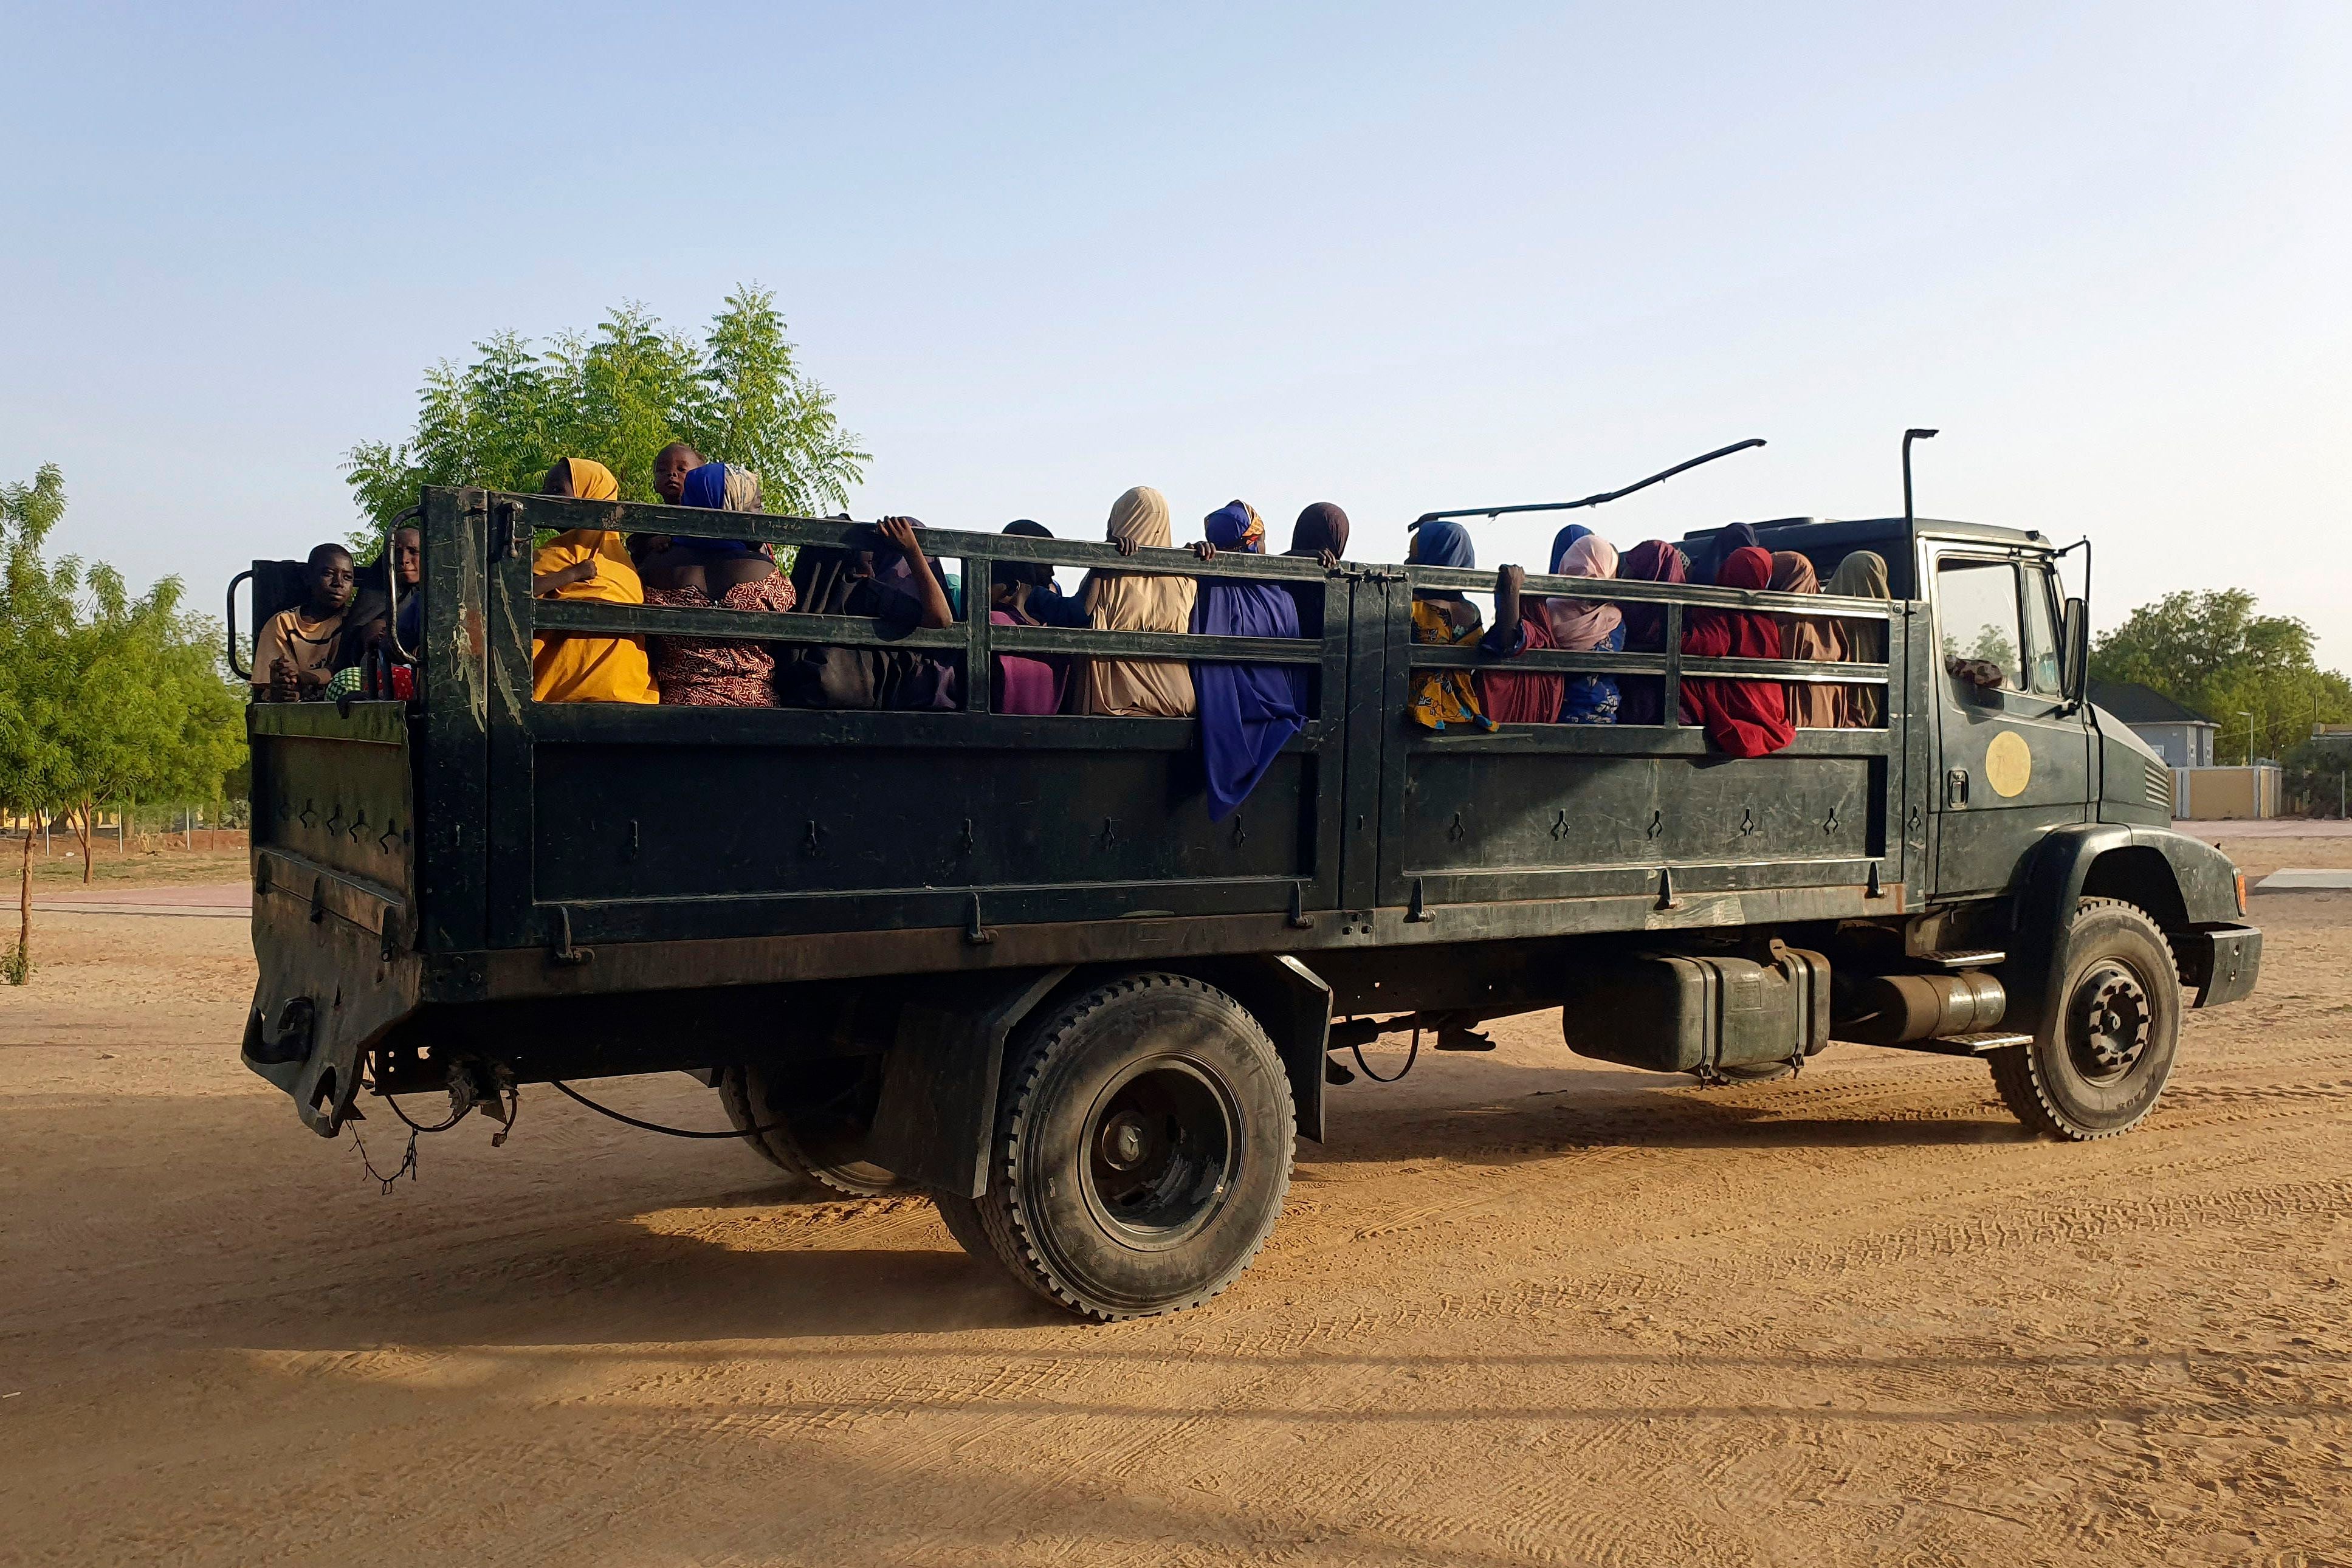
[253,456,1894,771]
[518,466,1336,818]
[251,526,422,703]
[1410,518,1894,759]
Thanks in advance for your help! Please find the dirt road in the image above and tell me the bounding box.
[4,837,2348,1566]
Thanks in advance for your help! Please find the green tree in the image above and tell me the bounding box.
[0,466,246,980]
[344,286,867,540]
[2091,590,2352,765]
[53,566,246,876]
[1,465,75,980]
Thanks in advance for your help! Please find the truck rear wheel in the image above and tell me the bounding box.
[715,1059,918,1198]
[1990,898,2181,1141]
[951,971,1294,1321]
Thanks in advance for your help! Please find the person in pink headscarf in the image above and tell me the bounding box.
[1477,534,1625,723]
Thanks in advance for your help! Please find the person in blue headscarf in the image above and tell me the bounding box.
[1190,501,1307,820]
[1405,518,1496,731]
[674,462,767,557]
[637,462,783,603]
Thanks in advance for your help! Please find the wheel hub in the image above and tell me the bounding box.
[2068,961,2152,1080]
[1084,1058,1238,1247]
[1099,1111,1152,1171]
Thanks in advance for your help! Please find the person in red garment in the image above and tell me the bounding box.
[1680,544,1795,757]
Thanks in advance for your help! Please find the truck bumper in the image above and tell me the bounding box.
[2174,923,2262,1009]
[240,856,423,1136]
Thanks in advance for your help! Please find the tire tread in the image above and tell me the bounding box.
[971,971,1294,1322]
[1989,896,2175,1142]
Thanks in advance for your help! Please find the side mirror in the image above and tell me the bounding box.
[2060,596,2089,707]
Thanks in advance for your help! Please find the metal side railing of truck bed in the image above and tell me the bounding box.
[248,488,1920,1002]
[1377,559,1917,928]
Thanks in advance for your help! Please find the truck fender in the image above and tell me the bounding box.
[862,966,1073,1200]
[2006,824,2244,1028]
[2113,827,2243,927]
[2005,824,2135,1033]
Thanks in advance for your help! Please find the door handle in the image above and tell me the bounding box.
[1945,768,1971,808]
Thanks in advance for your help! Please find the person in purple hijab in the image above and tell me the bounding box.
[1191,501,1306,821]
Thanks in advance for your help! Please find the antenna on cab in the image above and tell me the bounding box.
[1412,438,1767,530]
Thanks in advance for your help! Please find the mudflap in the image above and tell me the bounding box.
[241,867,424,1138]
[862,967,1075,1197]
[2173,923,2263,1009]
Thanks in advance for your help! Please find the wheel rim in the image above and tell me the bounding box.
[1079,1056,1240,1251]
[2066,959,2153,1082]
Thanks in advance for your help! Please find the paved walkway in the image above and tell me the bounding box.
[2178,819,2352,837]
[2255,869,2352,893]
[28,882,252,920]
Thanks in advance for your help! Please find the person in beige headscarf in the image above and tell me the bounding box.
[1768,550,1848,729]
[1825,549,1893,726]
[1075,486,1197,716]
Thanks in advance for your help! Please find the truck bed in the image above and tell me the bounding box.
[242,487,1913,1129]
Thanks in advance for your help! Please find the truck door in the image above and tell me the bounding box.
[1930,550,2092,897]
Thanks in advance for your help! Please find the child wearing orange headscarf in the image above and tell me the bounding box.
[531,458,658,704]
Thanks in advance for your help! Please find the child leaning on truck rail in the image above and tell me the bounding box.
[1074,486,1197,718]
[1767,550,1848,730]
[780,516,959,710]
[253,543,357,703]
[1824,549,1891,726]
[1542,532,1624,724]
[1187,501,1306,819]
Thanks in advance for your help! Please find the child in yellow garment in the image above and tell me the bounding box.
[1403,519,1496,732]
[532,458,658,704]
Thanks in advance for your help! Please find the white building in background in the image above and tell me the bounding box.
[2089,679,2218,768]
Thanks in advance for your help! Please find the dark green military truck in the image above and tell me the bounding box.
[231,489,2261,1319]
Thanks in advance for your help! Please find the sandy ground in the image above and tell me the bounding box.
[3,836,2350,1566]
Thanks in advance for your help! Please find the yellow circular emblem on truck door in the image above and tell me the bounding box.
[1986,731,2032,798]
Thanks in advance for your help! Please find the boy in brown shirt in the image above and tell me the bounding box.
[253,544,357,701]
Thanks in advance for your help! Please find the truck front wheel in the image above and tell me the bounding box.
[1990,898,2182,1141]
[945,971,1295,1321]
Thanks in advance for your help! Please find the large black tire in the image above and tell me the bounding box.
[958,971,1295,1321]
[715,1066,793,1174]
[715,1059,918,1198]
[932,1190,998,1259]
[1990,898,2182,1141]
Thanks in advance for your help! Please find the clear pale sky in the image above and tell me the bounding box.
[5,4,2347,664]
